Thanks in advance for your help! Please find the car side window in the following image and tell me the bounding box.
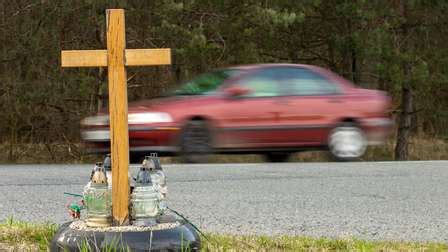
[176,70,240,95]
[239,69,279,97]
[278,67,341,96]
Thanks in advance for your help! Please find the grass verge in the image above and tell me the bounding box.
[0,219,447,251]
[1,136,447,164]
[201,234,447,251]
[0,217,57,251]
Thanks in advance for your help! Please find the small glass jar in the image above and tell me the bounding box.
[143,155,168,209]
[151,169,167,213]
[83,162,112,227]
[131,184,161,226]
[131,160,162,226]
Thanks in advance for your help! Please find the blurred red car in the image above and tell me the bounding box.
[81,64,392,162]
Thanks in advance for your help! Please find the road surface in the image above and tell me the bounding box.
[0,161,447,242]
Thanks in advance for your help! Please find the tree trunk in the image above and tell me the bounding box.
[394,0,413,161]
[395,85,413,160]
[351,47,360,85]
[97,68,106,113]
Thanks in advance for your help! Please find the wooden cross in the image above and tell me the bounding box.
[61,9,171,225]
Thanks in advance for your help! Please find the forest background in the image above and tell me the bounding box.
[1,0,447,163]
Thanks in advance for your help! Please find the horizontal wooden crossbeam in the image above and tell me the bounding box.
[61,48,171,67]
[125,49,171,66]
[61,50,107,67]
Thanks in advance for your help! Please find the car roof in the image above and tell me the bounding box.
[225,63,320,71]
[221,63,355,90]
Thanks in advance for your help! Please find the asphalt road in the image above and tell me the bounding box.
[0,161,447,242]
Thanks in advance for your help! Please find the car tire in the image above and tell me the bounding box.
[180,120,212,163]
[328,122,367,161]
[264,152,291,162]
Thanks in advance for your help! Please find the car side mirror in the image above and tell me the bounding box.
[224,86,251,97]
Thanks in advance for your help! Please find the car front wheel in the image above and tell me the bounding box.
[180,120,211,163]
[328,123,367,161]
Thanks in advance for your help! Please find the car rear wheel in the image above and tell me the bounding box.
[180,120,212,163]
[264,152,291,162]
[328,122,367,161]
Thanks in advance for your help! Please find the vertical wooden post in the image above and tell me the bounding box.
[61,8,171,226]
[106,9,129,225]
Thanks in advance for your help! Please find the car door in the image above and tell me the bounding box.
[275,67,344,145]
[214,68,284,149]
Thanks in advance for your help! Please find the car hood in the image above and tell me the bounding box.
[127,95,219,113]
[82,95,219,126]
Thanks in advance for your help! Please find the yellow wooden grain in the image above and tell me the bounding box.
[106,9,130,225]
[125,48,171,66]
[60,49,171,67]
[61,50,107,67]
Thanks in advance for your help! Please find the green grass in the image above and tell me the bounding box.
[0,218,447,251]
[201,234,448,251]
[0,217,57,251]
[1,136,447,164]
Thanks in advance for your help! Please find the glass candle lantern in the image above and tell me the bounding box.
[131,162,162,226]
[83,162,112,227]
[144,155,168,207]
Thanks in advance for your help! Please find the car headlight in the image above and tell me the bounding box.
[128,112,173,124]
[81,115,109,126]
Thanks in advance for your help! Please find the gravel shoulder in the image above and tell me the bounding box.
[0,161,447,242]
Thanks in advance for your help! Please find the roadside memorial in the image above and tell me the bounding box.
[51,9,200,251]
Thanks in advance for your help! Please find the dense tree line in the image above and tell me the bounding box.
[1,0,447,161]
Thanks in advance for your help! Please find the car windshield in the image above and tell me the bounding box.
[175,69,240,95]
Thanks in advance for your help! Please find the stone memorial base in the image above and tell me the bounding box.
[50,215,200,251]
